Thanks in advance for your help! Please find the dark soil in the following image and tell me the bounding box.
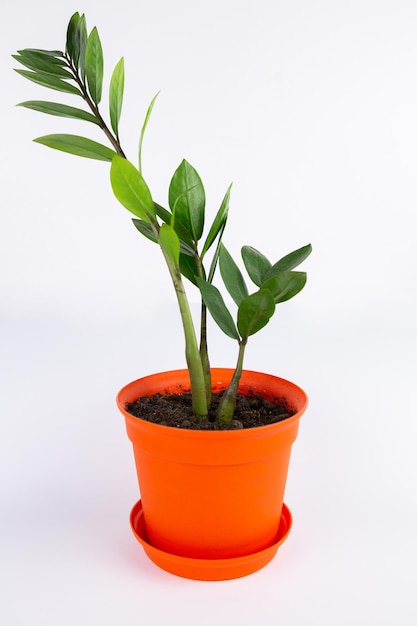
[126,390,295,431]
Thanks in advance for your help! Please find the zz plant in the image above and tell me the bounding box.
[14,11,311,423]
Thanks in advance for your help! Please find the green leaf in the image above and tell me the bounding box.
[14,69,81,95]
[201,183,232,258]
[178,241,196,256]
[17,49,65,63]
[66,12,82,65]
[159,224,180,266]
[262,271,307,303]
[179,254,200,285]
[266,243,312,277]
[110,155,155,221]
[219,245,248,306]
[65,12,87,72]
[241,246,272,287]
[196,278,240,340]
[12,53,72,78]
[237,289,275,338]
[154,202,171,223]
[207,222,226,284]
[109,57,124,138]
[78,15,88,82]
[178,241,195,258]
[139,92,159,173]
[33,134,117,161]
[85,26,103,105]
[168,160,205,242]
[132,219,156,243]
[17,100,99,124]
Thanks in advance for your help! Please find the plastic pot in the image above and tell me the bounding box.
[117,368,308,580]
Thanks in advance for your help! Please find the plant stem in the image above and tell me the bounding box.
[154,223,208,420]
[195,253,212,405]
[199,301,212,406]
[169,272,209,420]
[216,337,247,423]
[178,282,208,420]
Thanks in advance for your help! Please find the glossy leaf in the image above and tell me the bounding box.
[14,69,81,95]
[168,160,205,241]
[159,224,180,266]
[17,49,65,63]
[33,134,116,161]
[12,53,72,78]
[196,279,240,340]
[237,289,275,338]
[85,27,103,104]
[110,155,155,221]
[241,246,272,287]
[138,92,159,173]
[78,14,88,82]
[154,202,171,223]
[179,254,200,285]
[219,245,248,306]
[201,183,232,258]
[109,57,124,137]
[132,218,156,243]
[178,242,196,257]
[266,243,312,277]
[206,218,227,284]
[17,100,99,124]
[66,12,82,65]
[262,271,307,303]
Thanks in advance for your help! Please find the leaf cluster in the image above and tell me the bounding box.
[197,244,311,343]
[125,159,232,285]
[14,11,125,161]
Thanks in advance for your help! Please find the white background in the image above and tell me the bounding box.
[1,0,416,624]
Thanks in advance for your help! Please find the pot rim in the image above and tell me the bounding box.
[117,368,308,440]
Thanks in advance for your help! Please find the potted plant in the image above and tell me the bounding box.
[14,11,311,580]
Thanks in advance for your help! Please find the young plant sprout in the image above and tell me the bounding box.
[14,11,311,424]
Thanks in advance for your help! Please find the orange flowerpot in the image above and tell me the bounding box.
[117,368,308,580]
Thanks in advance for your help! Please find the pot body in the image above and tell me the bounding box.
[117,368,308,560]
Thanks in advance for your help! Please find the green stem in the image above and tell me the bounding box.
[216,337,247,423]
[170,272,208,420]
[180,288,208,420]
[195,253,212,405]
[199,301,212,406]
[153,223,208,420]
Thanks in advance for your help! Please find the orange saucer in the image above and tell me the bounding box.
[129,499,292,581]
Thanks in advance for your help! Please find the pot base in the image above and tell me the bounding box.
[129,500,292,581]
